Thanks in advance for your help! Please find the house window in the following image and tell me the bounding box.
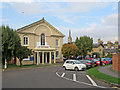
[56,39,59,46]
[23,37,28,45]
[56,51,59,58]
[41,33,45,45]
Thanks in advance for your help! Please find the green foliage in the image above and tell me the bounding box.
[61,43,79,59]
[1,25,32,67]
[107,53,112,58]
[2,25,14,64]
[92,52,100,58]
[17,46,32,67]
[75,36,93,58]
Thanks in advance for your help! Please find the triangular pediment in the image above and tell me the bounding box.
[17,17,65,37]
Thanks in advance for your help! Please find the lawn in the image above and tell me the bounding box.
[87,65,120,85]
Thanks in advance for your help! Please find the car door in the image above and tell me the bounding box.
[65,61,70,69]
[68,61,74,69]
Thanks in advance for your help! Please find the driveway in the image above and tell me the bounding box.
[2,66,116,89]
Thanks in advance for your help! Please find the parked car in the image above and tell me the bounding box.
[89,59,97,67]
[92,59,100,66]
[63,60,86,71]
[79,60,92,69]
[63,57,68,62]
[101,58,109,65]
[85,58,94,60]
[106,58,112,64]
[70,55,76,59]
[76,56,82,60]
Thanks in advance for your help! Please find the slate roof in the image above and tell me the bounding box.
[93,43,104,48]
[104,48,118,53]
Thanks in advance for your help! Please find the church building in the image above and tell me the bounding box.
[16,18,65,65]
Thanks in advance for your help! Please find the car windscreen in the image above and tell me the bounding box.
[80,60,89,63]
[87,60,92,63]
[74,61,81,64]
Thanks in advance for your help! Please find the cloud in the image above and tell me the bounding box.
[57,13,118,43]
[7,2,111,15]
[1,0,119,3]
[63,2,110,13]
[56,15,78,24]
[9,2,47,14]
[0,19,9,21]
[1,0,35,3]
[101,14,118,26]
[6,2,113,25]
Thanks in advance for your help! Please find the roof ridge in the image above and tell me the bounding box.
[17,19,43,32]
[17,17,65,37]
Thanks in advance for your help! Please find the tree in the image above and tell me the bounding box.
[107,53,112,58]
[61,43,79,59]
[17,46,32,67]
[12,31,21,64]
[75,36,93,58]
[1,25,32,67]
[75,37,82,56]
[2,25,14,65]
[92,52,100,58]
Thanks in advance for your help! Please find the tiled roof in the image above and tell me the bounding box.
[93,43,104,48]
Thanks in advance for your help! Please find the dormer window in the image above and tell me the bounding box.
[41,33,45,45]
[23,36,29,46]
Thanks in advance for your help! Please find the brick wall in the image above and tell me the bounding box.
[112,52,120,71]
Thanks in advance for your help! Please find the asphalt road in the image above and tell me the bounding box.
[2,66,117,89]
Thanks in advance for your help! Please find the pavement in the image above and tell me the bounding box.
[98,65,120,78]
[2,65,118,89]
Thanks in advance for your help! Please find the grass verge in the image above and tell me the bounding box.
[6,63,63,69]
[87,65,120,85]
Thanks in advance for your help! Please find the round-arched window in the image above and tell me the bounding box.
[41,33,45,45]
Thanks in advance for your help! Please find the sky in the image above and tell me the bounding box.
[0,0,119,44]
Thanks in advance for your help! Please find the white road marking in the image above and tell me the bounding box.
[56,72,109,88]
[73,74,76,81]
[86,75,97,86]
[61,73,65,77]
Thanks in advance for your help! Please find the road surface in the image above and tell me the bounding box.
[2,66,117,89]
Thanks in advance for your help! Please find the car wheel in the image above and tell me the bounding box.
[63,66,66,70]
[74,67,79,71]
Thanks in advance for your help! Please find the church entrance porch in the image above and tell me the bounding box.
[34,48,56,65]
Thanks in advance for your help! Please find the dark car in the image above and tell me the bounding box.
[70,55,76,59]
[79,60,92,69]
[63,57,68,62]
[76,56,82,60]
[89,59,97,67]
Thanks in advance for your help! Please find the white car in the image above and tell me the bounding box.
[63,60,86,71]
